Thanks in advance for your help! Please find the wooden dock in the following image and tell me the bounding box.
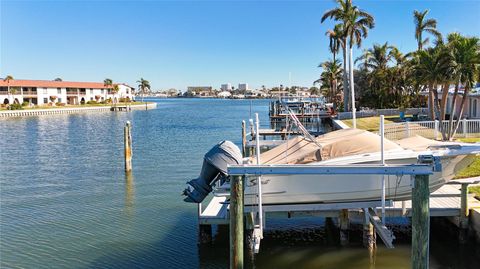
[198,182,479,225]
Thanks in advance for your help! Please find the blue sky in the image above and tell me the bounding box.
[1,0,479,91]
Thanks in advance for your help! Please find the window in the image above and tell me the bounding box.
[43,98,48,104]
[101,89,104,94]
[43,88,48,94]
[90,97,93,101]
[90,89,93,94]
[58,98,62,103]
[57,88,61,94]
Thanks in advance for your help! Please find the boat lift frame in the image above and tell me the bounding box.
[226,159,437,269]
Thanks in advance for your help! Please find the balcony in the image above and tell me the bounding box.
[66,90,78,95]
[23,90,37,96]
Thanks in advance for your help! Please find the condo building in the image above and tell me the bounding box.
[0,79,135,105]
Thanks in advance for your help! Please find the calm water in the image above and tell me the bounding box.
[0,98,478,269]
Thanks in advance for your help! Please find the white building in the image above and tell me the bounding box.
[221,83,232,91]
[238,83,249,91]
[0,79,134,105]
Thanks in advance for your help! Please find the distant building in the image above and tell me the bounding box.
[187,86,213,97]
[221,83,232,91]
[217,91,232,98]
[238,83,249,91]
[0,79,134,105]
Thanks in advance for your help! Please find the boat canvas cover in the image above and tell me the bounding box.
[395,135,451,151]
[260,128,403,164]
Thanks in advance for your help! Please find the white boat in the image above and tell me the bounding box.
[183,129,479,205]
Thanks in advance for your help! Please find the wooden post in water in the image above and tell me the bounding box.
[411,174,430,269]
[363,209,376,252]
[459,183,469,243]
[241,121,247,157]
[339,209,349,246]
[230,175,244,269]
[124,121,132,172]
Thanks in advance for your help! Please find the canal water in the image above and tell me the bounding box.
[0,98,478,269]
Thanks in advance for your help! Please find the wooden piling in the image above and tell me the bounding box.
[363,209,376,251]
[241,121,247,157]
[124,121,132,172]
[459,183,469,243]
[411,174,430,269]
[339,209,349,246]
[230,175,244,269]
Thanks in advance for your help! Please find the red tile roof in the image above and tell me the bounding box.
[0,79,132,89]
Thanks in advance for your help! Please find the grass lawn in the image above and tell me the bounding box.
[342,116,398,132]
[453,139,480,197]
[457,137,480,143]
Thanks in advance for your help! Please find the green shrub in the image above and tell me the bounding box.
[9,103,23,110]
[86,100,98,105]
[22,101,30,107]
[56,102,66,106]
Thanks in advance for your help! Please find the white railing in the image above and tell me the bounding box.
[384,119,480,140]
[337,108,429,120]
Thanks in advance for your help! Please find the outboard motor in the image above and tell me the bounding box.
[183,141,243,203]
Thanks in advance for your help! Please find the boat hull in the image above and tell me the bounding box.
[232,155,472,205]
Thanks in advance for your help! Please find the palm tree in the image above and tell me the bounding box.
[449,36,480,139]
[111,84,120,106]
[325,25,342,62]
[137,78,150,102]
[322,6,350,111]
[345,2,374,126]
[355,42,395,71]
[315,59,343,106]
[414,9,442,50]
[3,75,14,104]
[415,47,453,121]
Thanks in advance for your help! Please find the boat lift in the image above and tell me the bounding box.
[197,114,441,269]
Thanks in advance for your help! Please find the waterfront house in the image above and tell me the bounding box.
[0,79,135,105]
[427,86,480,119]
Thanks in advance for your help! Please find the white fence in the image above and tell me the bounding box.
[384,119,480,140]
[337,108,429,120]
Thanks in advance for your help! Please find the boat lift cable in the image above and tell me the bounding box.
[279,101,323,149]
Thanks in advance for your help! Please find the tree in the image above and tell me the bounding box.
[415,47,453,122]
[103,78,113,95]
[3,75,14,104]
[54,78,63,81]
[449,36,480,139]
[321,8,352,111]
[111,84,120,105]
[322,0,374,127]
[414,9,442,51]
[315,59,343,107]
[137,78,151,102]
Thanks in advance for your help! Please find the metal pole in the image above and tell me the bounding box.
[255,113,263,238]
[380,115,386,223]
[241,120,246,157]
[230,175,244,269]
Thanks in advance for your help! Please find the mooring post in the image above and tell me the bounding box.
[339,209,349,246]
[363,208,376,252]
[124,121,132,172]
[459,183,469,243]
[230,175,244,269]
[241,121,247,157]
[411,174,430,269]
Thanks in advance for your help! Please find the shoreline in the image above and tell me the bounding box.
[0,103,157,118]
